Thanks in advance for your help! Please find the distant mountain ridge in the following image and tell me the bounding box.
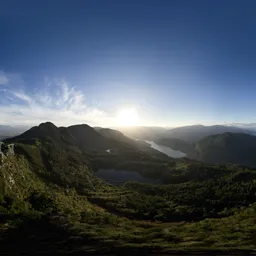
[117,126,167,141]
[164,125,252,142]
[117,124,255,143]
[188,132,256,167]
[4,123,256,167]
[152,127,256,167]
[2,123,255,143]
[0,125,29,139]
[5,122,134,152]
[96,128,135,145]
[4,122,174,169]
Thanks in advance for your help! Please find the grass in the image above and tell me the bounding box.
[1,155,256,254]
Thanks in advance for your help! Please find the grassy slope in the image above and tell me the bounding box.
[0,155,256,254]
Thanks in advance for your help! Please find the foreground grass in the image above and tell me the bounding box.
[1,204,255,255]
[1,156,256,254]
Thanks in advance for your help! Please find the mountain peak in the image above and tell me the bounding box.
[67,124,91,129]
[38,121,57,128]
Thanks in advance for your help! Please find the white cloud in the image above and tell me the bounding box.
[12,91,34,104]
[0,79,117,127]
[0,71,9,85]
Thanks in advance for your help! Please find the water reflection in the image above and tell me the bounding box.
[145,140,186,158]
[95,169,160,185]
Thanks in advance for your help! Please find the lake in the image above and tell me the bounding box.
[94,169,160,185]
[145,140,186,158]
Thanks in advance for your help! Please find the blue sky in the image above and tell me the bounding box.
[1,0,256,127]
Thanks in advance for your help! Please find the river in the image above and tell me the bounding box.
[145,140,186,158]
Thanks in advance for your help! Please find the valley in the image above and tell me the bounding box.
[121,125,256,168]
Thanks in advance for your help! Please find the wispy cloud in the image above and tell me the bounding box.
[0,77,116,127]
[0,71,9,85]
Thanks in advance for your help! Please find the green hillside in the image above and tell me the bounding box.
[1,124,256,254]
[190,132,256,167]
[155,132,256,168]
[1,153,256,254]
[164,125,248,142]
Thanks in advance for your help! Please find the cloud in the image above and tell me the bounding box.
[12,91,34,104]
[0,71,9,85]
[0,78,117,127]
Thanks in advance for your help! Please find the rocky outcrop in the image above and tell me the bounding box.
[6,144,15,156]
[0,142,15,165]
[0,142,5,165]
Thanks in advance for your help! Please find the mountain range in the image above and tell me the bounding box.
[152,130,256,167]
[3,122,256,167]
[119,124,254,142]
[189,132,256,167]
[0,125,29,139]
[5,122,134,152]
[2,123,255,141]
[116,124,256,167]
[4,122,174,176]
[163,124,251,142]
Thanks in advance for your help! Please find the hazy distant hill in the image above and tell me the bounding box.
[189,132,256,167]
[117,124,254,143]
[0,124,29,139]
[164,125,250,142]
[117,126,167,140]
[155,137,194,154]
[96,128,135,145]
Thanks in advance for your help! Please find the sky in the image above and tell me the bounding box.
[1,0,256,127]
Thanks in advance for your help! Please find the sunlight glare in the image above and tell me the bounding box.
[116,108,139,126]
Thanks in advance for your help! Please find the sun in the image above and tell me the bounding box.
[116,108,140,126]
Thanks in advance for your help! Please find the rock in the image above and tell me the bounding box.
[0,152,6,165]
[0,142,15,166]
[6,144,15,156]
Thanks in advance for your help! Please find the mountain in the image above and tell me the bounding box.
[4,122,175,174]
[96,127,171,159]
[116,124,255,143]
[228,123,256,132]
[96,127,136,145]
[189,132,256,167]
[65,124,110,151]
[164,124,251,142]
[5,122,114,151]
[117,126,167,141]
[154,137,194,154]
